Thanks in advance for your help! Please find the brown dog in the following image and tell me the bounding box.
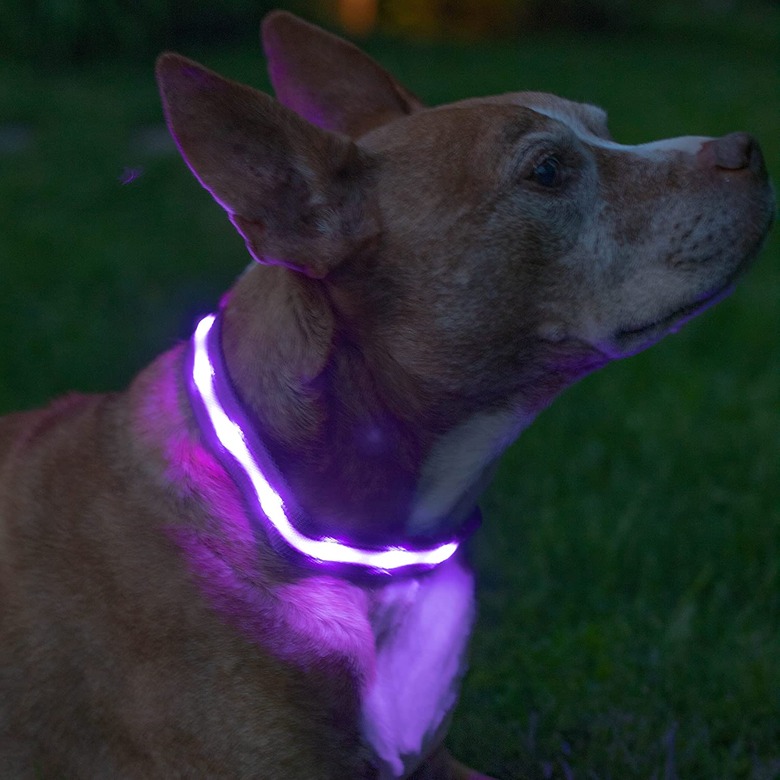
[0,11,774,779]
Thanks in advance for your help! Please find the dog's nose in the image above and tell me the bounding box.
[698,132,766,174]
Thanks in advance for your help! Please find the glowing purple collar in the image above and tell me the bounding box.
[186,313,473,576]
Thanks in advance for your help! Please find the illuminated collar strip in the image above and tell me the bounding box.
[187,313,462,573]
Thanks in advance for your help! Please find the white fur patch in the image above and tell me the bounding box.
[525,100,710,160]
[361,554,476,779]
[409,408,530,534]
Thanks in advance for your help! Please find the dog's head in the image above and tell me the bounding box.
[156,12,774,540]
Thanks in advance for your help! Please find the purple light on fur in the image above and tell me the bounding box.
[188,314,461,573]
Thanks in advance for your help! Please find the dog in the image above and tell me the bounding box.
[0,10,774,779]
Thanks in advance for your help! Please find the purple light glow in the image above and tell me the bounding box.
[119,166,143,184]
[188,314,461,573]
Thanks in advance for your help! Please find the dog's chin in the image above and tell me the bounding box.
[606,282,737,359]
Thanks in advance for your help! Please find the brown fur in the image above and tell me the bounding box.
[0,10,773,779]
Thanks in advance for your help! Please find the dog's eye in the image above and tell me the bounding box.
[531,156,561,187]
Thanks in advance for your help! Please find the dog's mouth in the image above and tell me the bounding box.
[611,281,736,358]
[607,192,776,359]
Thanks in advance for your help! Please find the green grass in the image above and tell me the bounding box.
[1,20,778,780]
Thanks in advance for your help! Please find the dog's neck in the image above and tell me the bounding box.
[186,309,479,576]
[211,263,514,550]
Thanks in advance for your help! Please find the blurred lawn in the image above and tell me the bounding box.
[1,19,778,780]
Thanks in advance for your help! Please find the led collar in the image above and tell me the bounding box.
[186,313,472,575]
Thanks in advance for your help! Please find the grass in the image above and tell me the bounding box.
[1,17,778,780]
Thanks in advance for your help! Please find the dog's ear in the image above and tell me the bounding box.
[156,53,377,278]
[261,11,424,137]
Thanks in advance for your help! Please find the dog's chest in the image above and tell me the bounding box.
[361,555,476,779]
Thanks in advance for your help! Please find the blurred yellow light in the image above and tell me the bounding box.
[337,0,378,36]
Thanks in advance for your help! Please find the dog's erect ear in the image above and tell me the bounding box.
[156,53,377,278]
[261,11,424,137]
